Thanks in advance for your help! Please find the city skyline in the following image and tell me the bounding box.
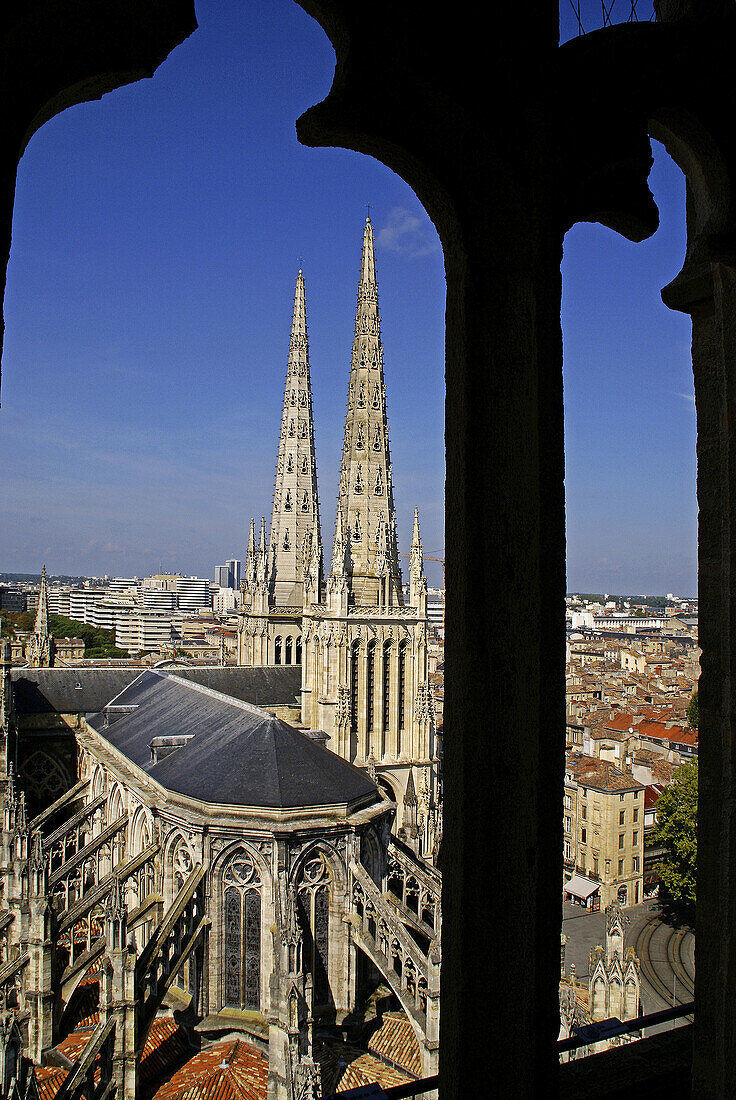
[0,0,696,595]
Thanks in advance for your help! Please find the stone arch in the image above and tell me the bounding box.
[362,825,383,887]
[163,829,197,905]
[210,837,273,893]
[290,839,347,894]
[107,782,125,824]
[130,804,152,854]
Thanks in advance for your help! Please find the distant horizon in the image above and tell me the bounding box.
[0,569,697,602]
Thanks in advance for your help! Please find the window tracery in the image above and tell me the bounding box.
[284,489,293,511]
[286,454,294,473]
[21,752,69,813]
[222,848,262,1011]
[172,838,194,893]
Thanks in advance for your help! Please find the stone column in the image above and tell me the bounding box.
[663,259,736,1094]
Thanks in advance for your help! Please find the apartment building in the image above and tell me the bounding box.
[563,754,645,910]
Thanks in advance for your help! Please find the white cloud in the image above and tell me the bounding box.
[675,392,696,407]
[376,207,439,258]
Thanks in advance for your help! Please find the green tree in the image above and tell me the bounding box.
[687,689,699,730]
[653,761,697,909]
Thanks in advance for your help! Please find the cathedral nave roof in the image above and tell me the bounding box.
[87,670,378,811]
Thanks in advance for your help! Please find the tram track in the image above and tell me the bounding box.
[634,914,694,1023]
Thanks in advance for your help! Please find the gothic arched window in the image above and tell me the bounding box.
[357,382,366,408]
[382,642,392,746]
[296,636,302,665]
[366,640,376,755]
[283,529,290,551]
[300,421,308,439]
[285,636,293,664]
[299,391,307,407]
[288,419,295,437]
[301,490,309,512]
[356,423,365,449]
[222,849,262,1011]
[372,383,380,409]
[375,468,383,495]
[350,641,360,737]
[21,751,69,818]
[373,426,381,450]
[301,454,308,474]
[398,640,408,748]
[355,465,364,494]
[290,389,296,405]
[296,852,332,1009]
[275,636,282,665]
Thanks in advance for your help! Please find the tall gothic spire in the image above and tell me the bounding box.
[268,271,322,605]
[34,565,50,637]
[26,566,54,668]
[331,218,402,606]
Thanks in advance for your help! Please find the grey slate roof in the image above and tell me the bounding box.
[11,668,142,715]
[86,670,377,811]
[10,665,301,716]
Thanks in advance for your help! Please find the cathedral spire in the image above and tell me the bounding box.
[268,270,322,605]
[244,518,256,591]
[34,565,50,638]
[331,218,402,606]
[26,566,54,668]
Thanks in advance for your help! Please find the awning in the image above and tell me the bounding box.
[564,874,600,900]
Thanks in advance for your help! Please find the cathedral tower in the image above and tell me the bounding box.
[237,273,321,666]
[301,220,436,842]
[332,217,402,607]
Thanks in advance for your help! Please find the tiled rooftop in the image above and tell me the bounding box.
[316,1041,411,1094]
[151,1038,268,1100]
[367,1012,422,1077]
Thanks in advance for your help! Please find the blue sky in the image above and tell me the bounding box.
[0,0,696,596]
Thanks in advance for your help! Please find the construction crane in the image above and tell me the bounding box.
[398,552,445,596]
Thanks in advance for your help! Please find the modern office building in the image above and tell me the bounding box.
[176,576,210,613]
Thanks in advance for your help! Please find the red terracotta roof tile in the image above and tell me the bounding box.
[151,1039,267,1100]
[367,1012,421,1077]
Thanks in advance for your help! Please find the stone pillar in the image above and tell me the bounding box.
[663,259,736,1094]
[24,833,54,1063]
[103,881,137,1100]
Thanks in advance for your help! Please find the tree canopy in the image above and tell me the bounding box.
[653,761,697,910]
[687,689,699,730]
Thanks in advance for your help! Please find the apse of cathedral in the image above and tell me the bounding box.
[0,225,441,1100]
[238,220,440,857]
